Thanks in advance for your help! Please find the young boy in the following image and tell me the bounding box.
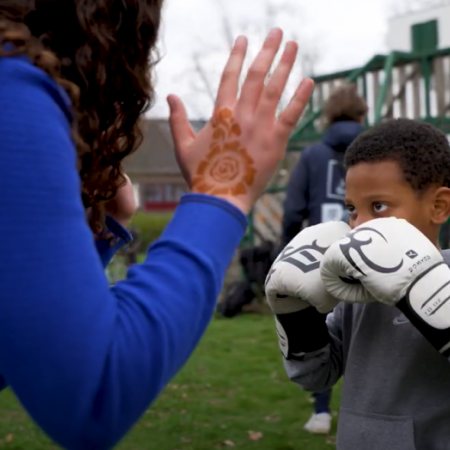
[266,118,450,450]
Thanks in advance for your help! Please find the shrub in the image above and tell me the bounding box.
[131,211,173,251]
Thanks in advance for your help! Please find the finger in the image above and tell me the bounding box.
[275,78,315,142]
[254,41,298,125]
[167,94,196,151]
[215,35,248,107]
[236,28,283,117]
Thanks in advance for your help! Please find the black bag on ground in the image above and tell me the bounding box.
[239,240,278,290]
[217,240,278,318]
[217,280,256,318]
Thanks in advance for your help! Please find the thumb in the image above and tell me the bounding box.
[167,95,195,151]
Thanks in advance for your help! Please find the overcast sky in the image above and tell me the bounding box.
[149,0,396,118]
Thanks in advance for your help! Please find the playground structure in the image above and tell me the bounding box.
[244,15,450,249]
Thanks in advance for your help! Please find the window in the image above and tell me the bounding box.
[143,184,163,202]
[165,184,174,202]
[411,20,438,54]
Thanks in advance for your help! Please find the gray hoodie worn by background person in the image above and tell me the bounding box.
[284,250,450,450]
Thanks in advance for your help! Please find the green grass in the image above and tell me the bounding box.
[130,211,173,249]
[0,315,340,449]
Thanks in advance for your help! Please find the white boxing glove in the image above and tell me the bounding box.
[321,217,450,357]
[265,221,350,359]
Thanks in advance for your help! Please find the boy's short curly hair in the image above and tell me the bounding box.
[345,118,450,191]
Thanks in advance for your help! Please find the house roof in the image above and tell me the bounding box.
[123,118,207,176]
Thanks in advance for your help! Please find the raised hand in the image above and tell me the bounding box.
[167,28,314,214]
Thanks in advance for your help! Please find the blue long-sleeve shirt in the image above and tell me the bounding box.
[0,215,131,393]
[96,216,133,268]
[0,56,246,449]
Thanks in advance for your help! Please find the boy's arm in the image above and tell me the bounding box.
[281,152,309,247]
[283,304,344,392]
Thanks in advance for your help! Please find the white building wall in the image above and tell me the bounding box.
[387,5,450,51]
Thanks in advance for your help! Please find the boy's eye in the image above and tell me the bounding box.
[345,205,356,216]
[373,202,388,213]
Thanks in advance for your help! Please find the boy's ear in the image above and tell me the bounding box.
[431,187,450,225]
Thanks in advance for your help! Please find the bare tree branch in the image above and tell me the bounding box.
[179,0,321,117]
[217,0,235,50]
[192,52,216,107]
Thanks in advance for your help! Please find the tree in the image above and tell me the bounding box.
[180,0,321,117]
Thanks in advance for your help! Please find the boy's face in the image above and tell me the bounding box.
[345,160,443,243]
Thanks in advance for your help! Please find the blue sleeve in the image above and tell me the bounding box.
[0,219,128,395]
[95,216,132,268]
[281,151,309,247]
[0,57,246,450]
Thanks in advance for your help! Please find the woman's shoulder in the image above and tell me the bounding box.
[0,55,72,122]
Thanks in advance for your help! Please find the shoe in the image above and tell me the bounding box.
[303,412,332,435]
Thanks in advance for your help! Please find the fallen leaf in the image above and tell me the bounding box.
[5,433,13,443]
[247,430,263,441]
[326,436,337,445]
[180,437,191,443]
[182,393,188,399]
[265,413,280,423]
[223,440,235,447]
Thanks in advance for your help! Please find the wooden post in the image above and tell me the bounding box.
[317,83,324,130]
[434,57,445,116]
[412,63,421,119]
[385,69,394,119]
[372,71,380,124]
[398,65,407,118]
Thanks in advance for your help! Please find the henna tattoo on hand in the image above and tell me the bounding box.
[192,108,256,197]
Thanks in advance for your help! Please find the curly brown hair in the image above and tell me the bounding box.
[0,0,163,233]
[323,83,368,127]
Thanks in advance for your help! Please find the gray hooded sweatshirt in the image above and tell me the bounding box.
[284,250,450,450]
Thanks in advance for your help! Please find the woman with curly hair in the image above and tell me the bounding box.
[0,1,313,448]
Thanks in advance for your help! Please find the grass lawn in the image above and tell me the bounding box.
[0,315,341,449]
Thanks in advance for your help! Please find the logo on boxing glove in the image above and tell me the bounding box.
[339,227,404,276]
[266,240,329,285]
